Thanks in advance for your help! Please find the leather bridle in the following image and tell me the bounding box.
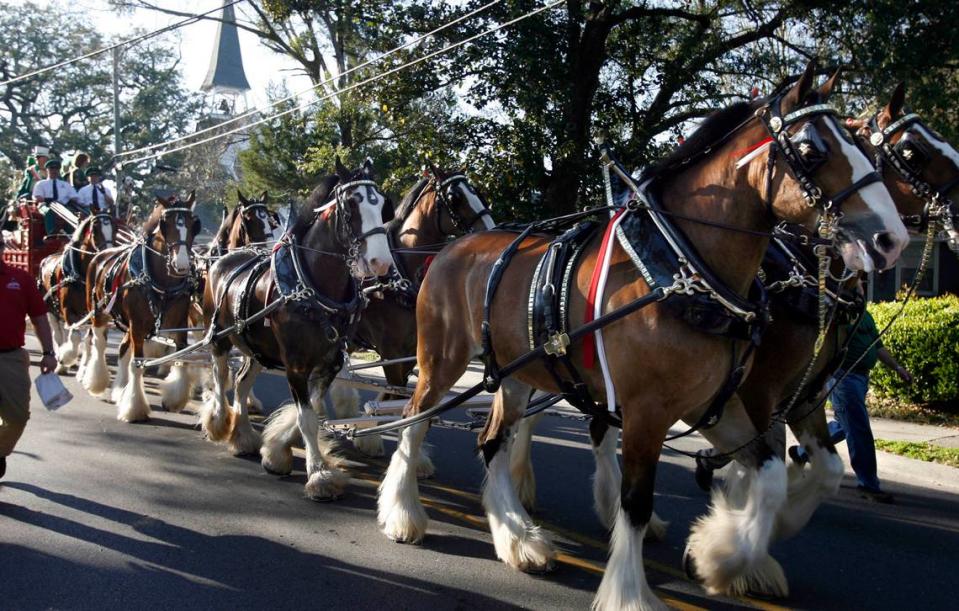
[430,173,494,234]
[313,179,391,277]
[153,206,200,278]
[866,112,959,232]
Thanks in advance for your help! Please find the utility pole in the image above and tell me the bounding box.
[111,46,123,218]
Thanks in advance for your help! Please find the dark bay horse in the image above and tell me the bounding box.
[82,193,201,422]
[201,160,394,496]
[38,213,116,373]
[260,165,495,463]
[376,65,907,609]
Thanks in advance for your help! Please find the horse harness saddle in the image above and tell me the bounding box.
[483,181,769,430]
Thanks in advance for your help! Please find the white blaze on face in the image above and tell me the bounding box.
[355,186,395,277]
[457,182,494,230]
[915,125,959,169]
[825,120,908,270]
[255,208,272,242]
[173,215,190,274]
[101,218,113,245]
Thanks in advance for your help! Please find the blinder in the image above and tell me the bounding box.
[434,173,494,233]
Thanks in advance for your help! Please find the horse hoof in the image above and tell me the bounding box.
[305,470,347,501]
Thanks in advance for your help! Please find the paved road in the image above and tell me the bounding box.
[2,337,957,610]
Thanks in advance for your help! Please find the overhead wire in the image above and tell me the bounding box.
[0,0,246,87]
[113,0,504,160]
[119,0,565,168]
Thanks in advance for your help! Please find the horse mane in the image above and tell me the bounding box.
[70,214,95,243]
[393,177,430,222]
[645,100,760,179]
[140,203,164,238]
[290,174,341,238]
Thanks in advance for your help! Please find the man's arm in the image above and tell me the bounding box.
[877,347,911,383]
[29,314,57,374]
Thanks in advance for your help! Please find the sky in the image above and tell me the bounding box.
[63,0,315,109]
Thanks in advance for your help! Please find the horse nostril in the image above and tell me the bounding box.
[874,231,897,253]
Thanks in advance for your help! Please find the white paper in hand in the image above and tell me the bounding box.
[35,372,73,411]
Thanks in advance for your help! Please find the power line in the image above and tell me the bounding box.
[121,0,564,168]
[115,0,503,160]
[0,0,246,87]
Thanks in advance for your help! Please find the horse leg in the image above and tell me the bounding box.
[160,331,193,413]
[480,378,555,572]
[228,359,263,456]
[684,395,788,598]
[289,371,348,501]
[75,329,91,382]
[109,335,132,404]
[510,410,542,512]
[117,331,151,422]
[199,343,233,442]
[593,399,670,611]
[587,419,669,540]
[83,324,111,396]
[260,402,303,475]
[775,397,844,541]
[51,313,75,372]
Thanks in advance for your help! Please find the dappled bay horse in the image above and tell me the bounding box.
[39,213,117,373]
[201,159,394,497]
[82,193,201,422]
[261,164,495,462]
[375,63,907,609]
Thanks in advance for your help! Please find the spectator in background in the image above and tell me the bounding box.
[790,310,912,504]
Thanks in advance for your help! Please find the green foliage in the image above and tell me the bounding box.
[869,295,959,408]
[874,439,959,469]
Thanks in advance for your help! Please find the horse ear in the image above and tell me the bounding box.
[260,190,269,203]
[221,205,229,222]
[427,160,440,177]
[878,82,907,127]
[186,190,196,209]
[817,67,841,101]
[363,157,375,177]
[781,59,818,113]
[237,189,247,205]
[334,155,349,178]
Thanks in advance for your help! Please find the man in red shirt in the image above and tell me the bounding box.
[0,240,57,480]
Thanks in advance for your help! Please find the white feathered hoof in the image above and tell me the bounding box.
[57,341,78,369]
[116,383,151,423]
[353,433,385,458]
[729,553,789,599]
[416,450,435,480]
[199,400,233,442]
[304,468,348,501]
[511,462,537,513]
[261,443,293,475]
[379,499,428,544]
[160,366,192,413]
[83,355,110,396]
[644,511,669,542]
[684,498,744,596]
[229,423,262,457]
[492,523,555,574]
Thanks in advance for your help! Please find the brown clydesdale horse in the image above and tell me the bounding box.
[261,164,495,463]
[81,193,202,422]
[200,159,393,497]
[38,213,117,374]
[659,83,959,598]
[375,64,907,610]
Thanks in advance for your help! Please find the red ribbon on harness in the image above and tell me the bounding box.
[729,136,773,160]
[582,208,626,369]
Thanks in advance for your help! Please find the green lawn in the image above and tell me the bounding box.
[875,439,959,468]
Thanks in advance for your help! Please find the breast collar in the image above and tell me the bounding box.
[270,235,365,323]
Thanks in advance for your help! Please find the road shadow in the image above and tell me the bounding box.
[0,483,522,611]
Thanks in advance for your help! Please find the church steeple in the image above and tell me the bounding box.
[201,0,251,94]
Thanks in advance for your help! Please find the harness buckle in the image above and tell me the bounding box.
[543,332,570,357]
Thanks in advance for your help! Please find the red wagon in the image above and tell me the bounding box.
[2,201,69,277]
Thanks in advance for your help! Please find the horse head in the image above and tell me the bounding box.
[426,162,495,234]
[845,83,959,251]
[235,190,276,247]
[320,156,394,278]
[741,61,907,271]
[150,191,201,277]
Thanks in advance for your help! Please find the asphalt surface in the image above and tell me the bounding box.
[2,336,958,611]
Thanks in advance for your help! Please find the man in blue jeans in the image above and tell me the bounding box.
[822,310,911,503]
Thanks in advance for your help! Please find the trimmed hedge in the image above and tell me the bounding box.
[869,294,959,409]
